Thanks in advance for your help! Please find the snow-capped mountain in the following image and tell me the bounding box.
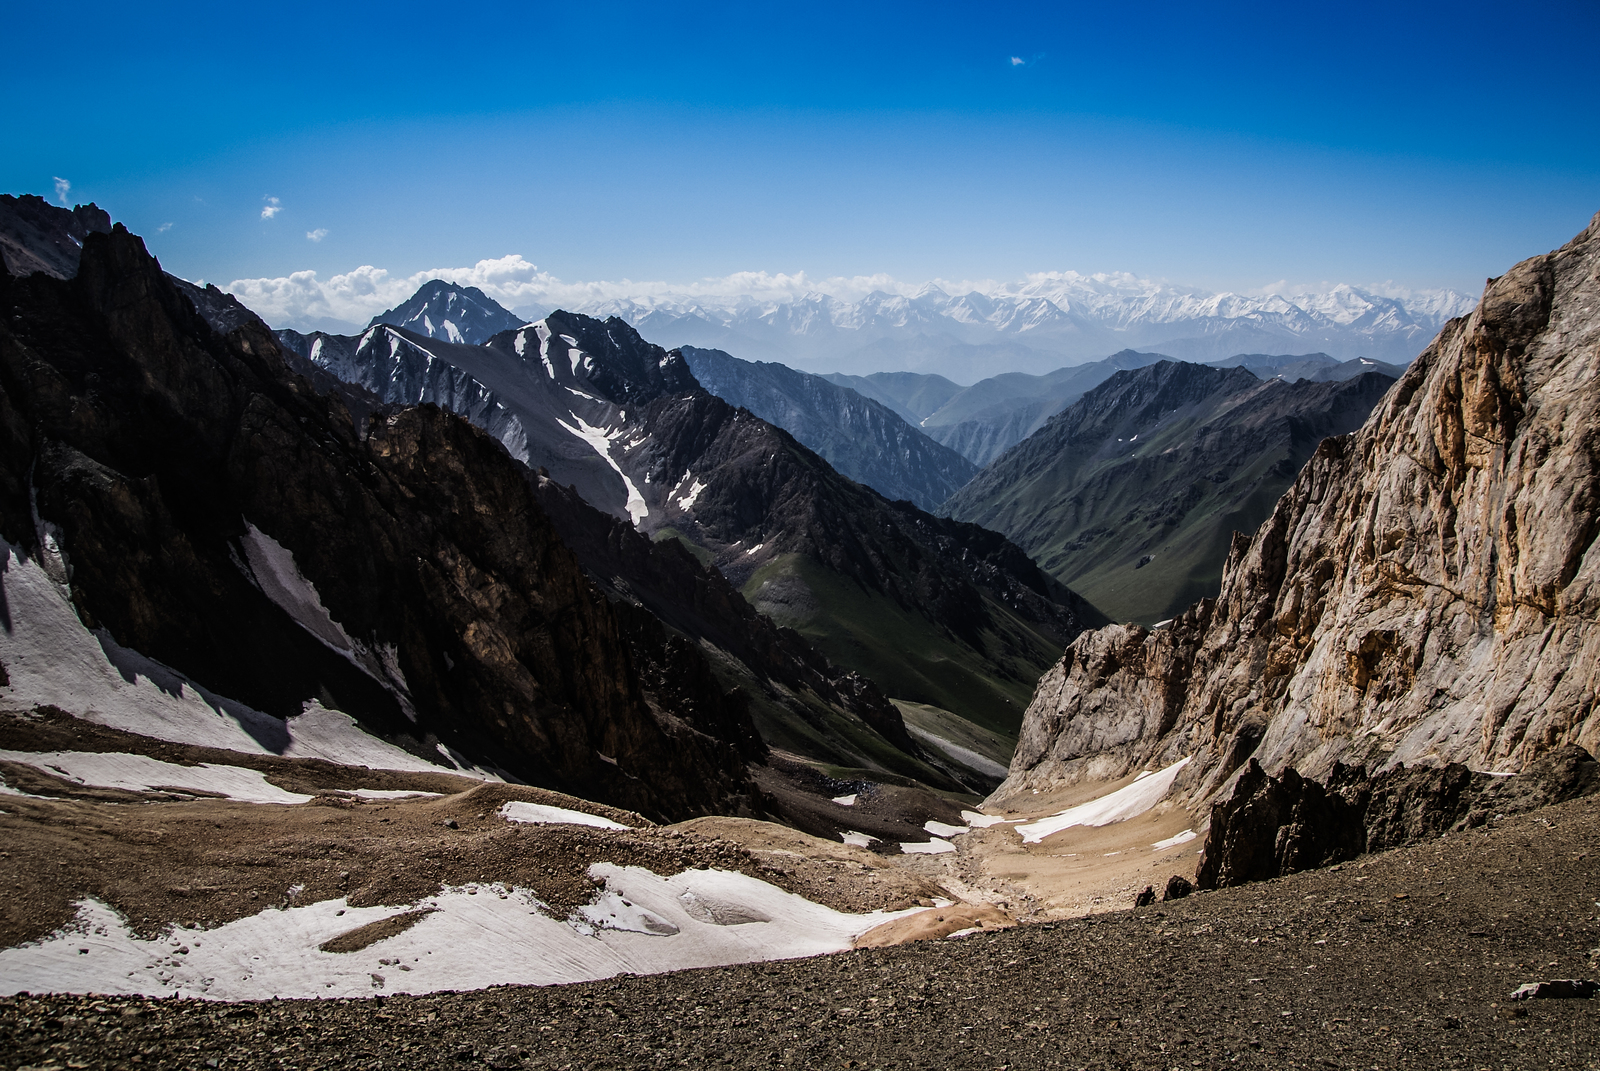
[546,277,1476,378]
[369,279,527,345]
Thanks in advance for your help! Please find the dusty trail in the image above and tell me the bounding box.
[6,794,1599,1068]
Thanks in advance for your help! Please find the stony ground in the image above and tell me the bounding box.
[6,793,1600,1069]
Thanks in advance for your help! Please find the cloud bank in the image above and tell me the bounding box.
[222,254,1473,336]
[224,256,1001,331]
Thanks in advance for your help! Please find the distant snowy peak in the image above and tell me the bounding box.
[558,275,1478,371]
[368,279,526,346]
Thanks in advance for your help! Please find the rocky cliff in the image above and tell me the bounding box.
[994,211,1600,808]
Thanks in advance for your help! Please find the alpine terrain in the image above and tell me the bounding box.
[275,303,1103,769]
[3,193,1598,1071]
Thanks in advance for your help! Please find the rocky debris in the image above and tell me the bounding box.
[1195,745,1600,889]
[994,210,1600,806]
[1132,886,1155,907]
[1162,875,1194,901]
[0,208,761,821]
[1511,980,1598,1000]
[5,794,1597,1070]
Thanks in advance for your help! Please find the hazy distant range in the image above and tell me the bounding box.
[510,277,1474,381]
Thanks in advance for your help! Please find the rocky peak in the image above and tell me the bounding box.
[493,311,699,406]
[992,209,1600,809]
[368,279,525,345]
[0,194,113,279]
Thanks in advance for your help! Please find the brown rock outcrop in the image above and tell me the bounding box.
[994,210,1600,807]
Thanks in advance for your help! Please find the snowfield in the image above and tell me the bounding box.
[1014,756,1192,844]
[0,865,927,1000]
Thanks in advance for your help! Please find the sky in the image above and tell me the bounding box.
[6,0,1599,329]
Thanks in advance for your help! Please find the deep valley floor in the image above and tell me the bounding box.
[6,795,1598,1069]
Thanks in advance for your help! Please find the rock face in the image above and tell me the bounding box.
[680,346,977,511]
[943,360,1395,624]
[0,206,760,821]
[0,194,112,279]
[994,210,1600,807]
[1195,745,1600,888]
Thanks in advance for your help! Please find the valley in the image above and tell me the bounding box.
[3,189,1600,1069]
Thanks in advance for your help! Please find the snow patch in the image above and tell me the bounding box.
[830,794,857,806]
[959,810,1011,828]
[839,831,876,848]
[240,523,417,722]
[0,865,924,999]
[1152,828,1198,851]
[923,820,969,838]
[0,542,473,778]
[899,838,955,855]
[498,801,629,830]
[906,726,1010,779]
[676,477,707,510]
[0,750,313,805]
[553,415,648,524]
[1015,756,1192,844]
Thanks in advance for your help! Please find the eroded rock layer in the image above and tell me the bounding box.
[995,211,1600,806]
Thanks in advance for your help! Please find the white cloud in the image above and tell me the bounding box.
[306,228,328,242]
[156,222,173,233]
[1010,56,1025,66]
[261,196,282,220]
[53,177,71,205]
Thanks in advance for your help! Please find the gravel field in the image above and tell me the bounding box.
[6,795,1599,1070]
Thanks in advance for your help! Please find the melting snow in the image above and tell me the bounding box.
[338,789,444,801]
[1015,756,1192,844]
[498,801,629,830]
[899,838,955,855]
[839,831,876,848]
[0,542,482,778]
[553,415,649,525]
[906,727,1010,780]
[960,810,1012,828]
[923,820,969,838]
[676,477,707,510]
[241,523,418,721]
[1152,828,1198,851]
[0,750,313,805]
[0,865,925,999]
[830,794,857,806]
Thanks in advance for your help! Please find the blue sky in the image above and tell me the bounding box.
[6,0,1598,304]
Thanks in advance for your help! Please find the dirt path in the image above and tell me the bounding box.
[6,793,1599,1068]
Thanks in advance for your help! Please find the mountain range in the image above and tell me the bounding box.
[548,275,1475,379]
[829,350,1407,467]
[273,295,1102,792]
